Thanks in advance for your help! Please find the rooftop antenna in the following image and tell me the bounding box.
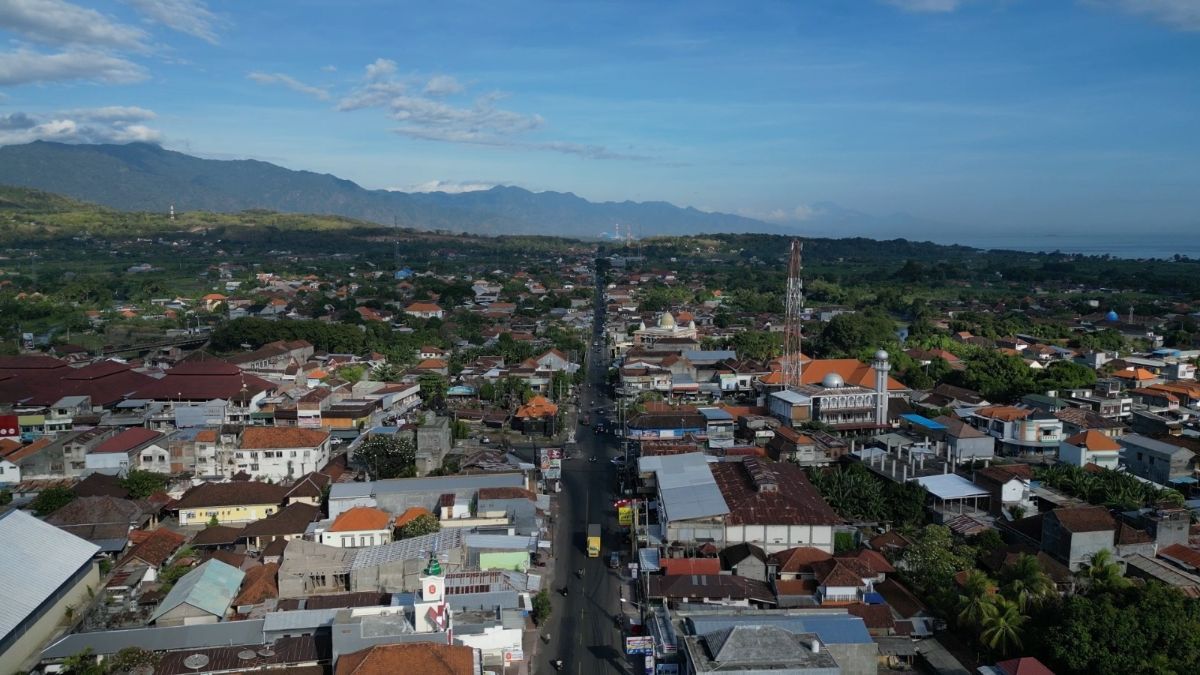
[783,240,804,390]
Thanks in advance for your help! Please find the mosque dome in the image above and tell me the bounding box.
[822,373,845,388]
[1106,310,1119,322]
[875,349,889,362]
[658,312,676,329]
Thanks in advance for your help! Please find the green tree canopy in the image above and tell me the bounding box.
[396,513,441,539]
[31,485,76,516]
[356,434,417,479]
[120,469,167,499]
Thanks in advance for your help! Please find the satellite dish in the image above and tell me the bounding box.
[183,654,210,670]
[258,647,276,657]
[238,649,257,660]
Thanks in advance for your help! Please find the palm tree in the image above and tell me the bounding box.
[1001,553,1056,612]
[1080,548,1128,593]
[957,570,996,628]
[980,597,1026,656]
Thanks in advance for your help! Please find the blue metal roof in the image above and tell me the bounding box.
[151,559,244,622]
[899,413,947,430]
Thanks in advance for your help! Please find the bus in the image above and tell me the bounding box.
[587,524,601,558]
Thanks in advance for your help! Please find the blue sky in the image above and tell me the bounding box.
[1,0,1198,236]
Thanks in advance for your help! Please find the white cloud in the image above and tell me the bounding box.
[64,105,157,121]
[124,0,222,43]
[397,180,496,194]
[1087,0,1200,31]
[883,0,964,12]
[0,107,162,145]
[365,57,397,81]
[423,74,464,96]
[321,64,338,72]
[0,48,146,85]
[335,57,655,162]
[737,204,818,223]
[0,0,148,49]
[247,71,331,100]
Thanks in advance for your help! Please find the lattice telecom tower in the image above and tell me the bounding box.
[783,239,805,389]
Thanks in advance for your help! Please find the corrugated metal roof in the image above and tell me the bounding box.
[0,510,100,642]
[464,534,538,552]
[640,453,729,522]
[150,559,245,622]
[263,608,341,632]
[914,474,989,500]
[351,529,464,569]
[687,611,872,645]
[42,619,265,659]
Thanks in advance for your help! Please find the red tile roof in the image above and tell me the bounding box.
[336,643,476,675]
[135,358,275,401]
[996,657,1056,675]
[234,562,279,606]
[172,481,288,510]
[240,427,329,449]
[330,506,392,532]
[1159,543,1200,570]
[394,507,434,528]
[1064,430,1122,451]
[769,547,832,574]
[660,558,722,576]
[92,427,163,454]
[121,527,186,568]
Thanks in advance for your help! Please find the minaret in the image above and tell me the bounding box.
[873,349,890,426]
[169,204,175,221]
[415,554,450,639]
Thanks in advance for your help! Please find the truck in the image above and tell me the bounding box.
[587,524,601,558]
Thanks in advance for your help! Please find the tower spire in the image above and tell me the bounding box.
[783,239,804,390]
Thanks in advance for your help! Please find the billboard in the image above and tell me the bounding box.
[618,505,633,526]
[0,415,18,438]
[625,636,655,655]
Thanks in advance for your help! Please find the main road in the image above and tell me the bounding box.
[541,261,633,675]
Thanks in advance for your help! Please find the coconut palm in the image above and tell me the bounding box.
[980,597,1026,656]
[956,569,996,628]
[1079,548,1128,593]
[1001,553,1056,612]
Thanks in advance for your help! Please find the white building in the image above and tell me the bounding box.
[233,427,331,481]
[1059,430,1122,470]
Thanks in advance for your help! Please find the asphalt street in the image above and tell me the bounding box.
[540,263,633,675]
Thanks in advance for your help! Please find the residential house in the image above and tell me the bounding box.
[405,302,445,320]
[44,495,153,554]
[720,543,770,583]
[84,428,169,475]
[1041,506,1116,571]
[972,464,1036,517]
[233,427,332,481]
[240,501,322,550]
[318,506,395,548]
[1119,434,1197,486]
[150,559,245,626]
[647,574,776,608]
[968,406,1063,455]
[172,481,288,526]
[1059,430,1122,470]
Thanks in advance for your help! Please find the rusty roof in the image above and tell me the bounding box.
[335,643,476,675]
[710,458,841,527]
[1050,505,1116,534]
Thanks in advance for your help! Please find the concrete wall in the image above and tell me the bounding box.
[0,562,97,674]
[724,524,835,554]
[155,602,219,627]
[826,642,878,675]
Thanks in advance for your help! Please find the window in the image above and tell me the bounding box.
[360,535,368,546]
[342,536,351,547]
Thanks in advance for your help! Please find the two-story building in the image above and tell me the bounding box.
[1118,434,1197,486]
[968,406,1063,456]
[233,427,332,481]
[1059,430,1122,470]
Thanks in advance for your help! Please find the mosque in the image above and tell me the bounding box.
[633,312,698,347]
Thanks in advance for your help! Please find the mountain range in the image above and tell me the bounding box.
[0,141,933,238]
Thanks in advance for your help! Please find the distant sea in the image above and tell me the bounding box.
[940,235,1200,260]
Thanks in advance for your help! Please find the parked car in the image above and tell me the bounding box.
[609,552,621,569]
